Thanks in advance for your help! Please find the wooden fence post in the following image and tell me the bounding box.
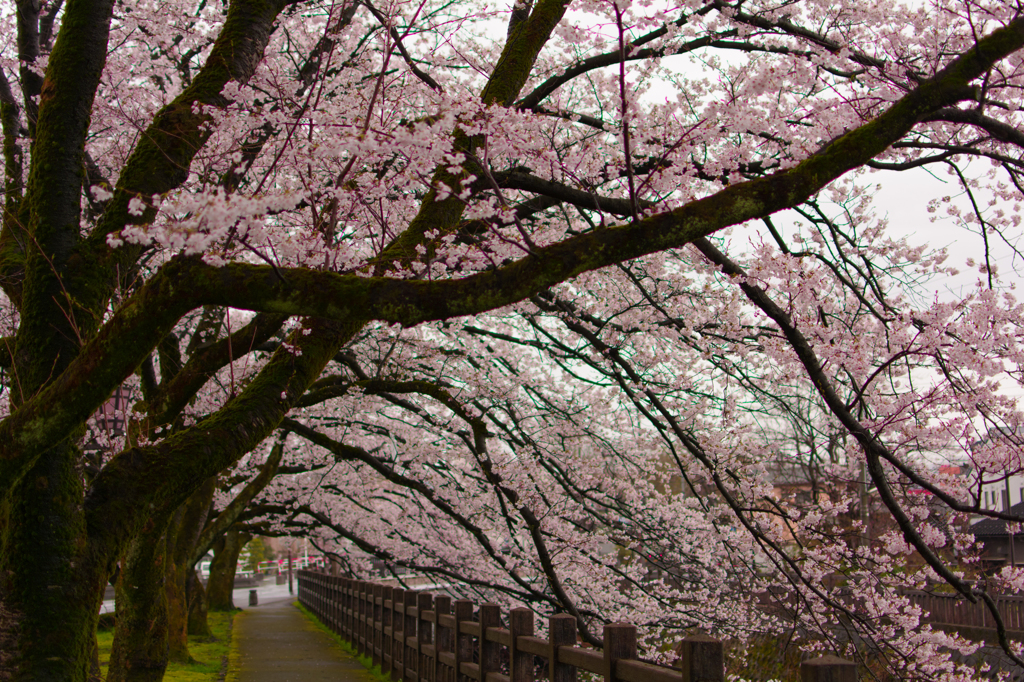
[677,635,724,682]
[383,586,394,674]
[322,576,329,630]
[342,577,350,638]
[348,577,356,638]
[309,572,316,615]
[391,588,405,682]
[434,595,452,682]
[602,623,636,682]
[350,581,359,653]
[801,655,856,682]
[374,583,384,666]
[548,614,577,682]
[405,591,418,682]
[508,608,534,682]
[332,576,339,632]
[355,579,363,642]
[370,582,378,655]
[327,576,335,631]
[453,600,474,682]
[339,578,347,638]
[479,604,501,682]
[362,581,371,657]
[419,592,434,682]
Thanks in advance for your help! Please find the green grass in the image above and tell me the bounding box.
[294,601,394,682]
[96,611,235,682]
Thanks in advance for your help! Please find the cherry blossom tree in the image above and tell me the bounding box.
[248,212,1022,680]
[2,0,1024,680]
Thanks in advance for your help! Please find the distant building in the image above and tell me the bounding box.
[970,501,1024,567]
[971,427,1024,511]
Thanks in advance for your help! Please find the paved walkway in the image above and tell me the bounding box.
[228,594,375,682]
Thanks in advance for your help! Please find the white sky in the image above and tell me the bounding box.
[871,166,1023,298]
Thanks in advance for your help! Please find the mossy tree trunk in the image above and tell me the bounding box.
[107,520,172,682]
[207,529,250,611]
[163,508,192,665]
[165,477,215,661]
[106,475,216,678]
[186,568,211,638]
[88,637,102,682]
[0,442,107,682]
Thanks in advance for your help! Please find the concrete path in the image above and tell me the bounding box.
[227,594,375,682]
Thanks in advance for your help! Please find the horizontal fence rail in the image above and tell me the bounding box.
[297,570,860,682]
[903,590,1024,630]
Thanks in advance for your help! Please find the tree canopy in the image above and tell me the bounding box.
[2,0,1024,679]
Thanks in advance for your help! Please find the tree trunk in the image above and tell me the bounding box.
[163,507,192,664]
[88,635,102,682]
[107,522,171,682]
[186,568,211,638]
[206,529,249,611]
[0,444,107,682]
[166,477,215,658]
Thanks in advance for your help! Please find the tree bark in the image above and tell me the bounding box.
[207,529,250,611]
[0,442,106,682]
[165,478,216,661]
[163,508,191,664]
[186,568,211,638]
[88,638,101,682]
[107,521,171,682]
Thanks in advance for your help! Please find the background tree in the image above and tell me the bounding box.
[242,538,267,574]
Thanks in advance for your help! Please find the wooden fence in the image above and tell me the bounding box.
[903,590,1024,630]
[297,570,860,682]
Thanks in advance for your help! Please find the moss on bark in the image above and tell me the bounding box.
[166,478,216,662]
[186,569,211,638]
[107,521,172,682]
[207,529,250,612]
[1,442,104,682]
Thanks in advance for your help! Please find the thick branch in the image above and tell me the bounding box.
[374,0,571,269]
[13,0,116,395]
[923,106,1024,147]
[148,313,287,427]
[16,0,44,134]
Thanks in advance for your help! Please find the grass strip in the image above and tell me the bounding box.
[294,601,393,682]
[97,611,236,682]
